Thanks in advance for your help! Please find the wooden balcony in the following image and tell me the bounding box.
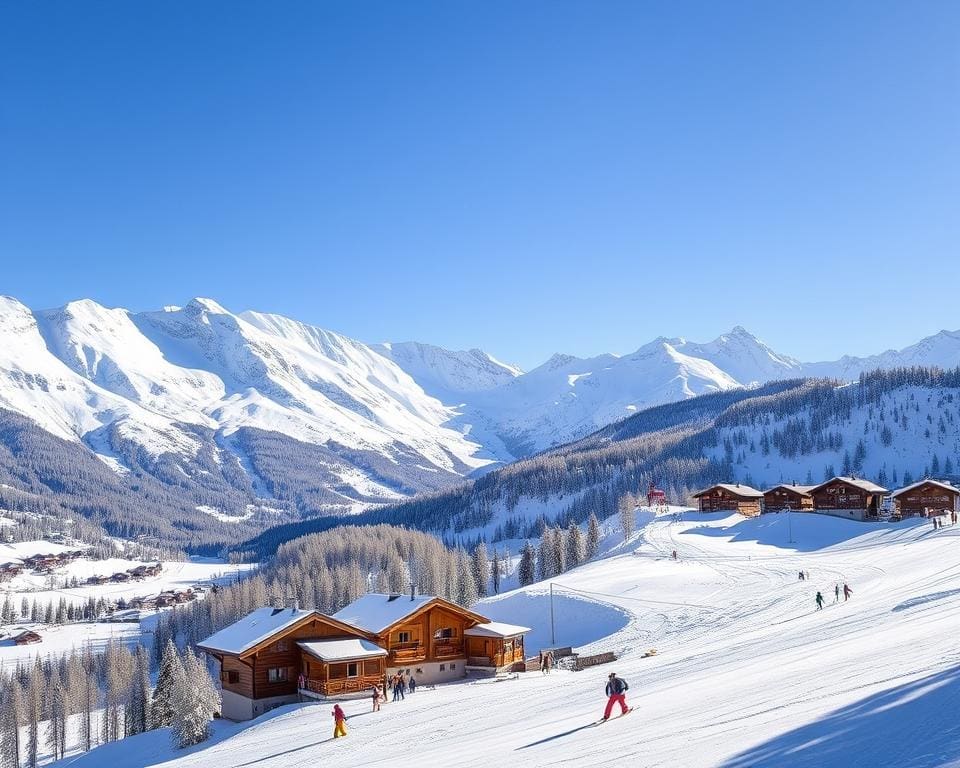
[388,642,426,664]
[434,641,464,659]
[304,675,382,697]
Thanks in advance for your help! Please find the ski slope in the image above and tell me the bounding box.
[57,511,960,767]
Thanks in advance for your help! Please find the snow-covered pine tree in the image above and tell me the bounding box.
[46,668,67,761]
[151,639,183,729]
[618,494,636,541]
[565,522,585,569]
[170,649,220,749]
[491,549,501,594]
[127,645,151,735]
[586,513,600,560]
[25,659,41,768]
[537,535,553,581]
[518,542,536,586]
[456,549,479,607]
[471,543,489,598]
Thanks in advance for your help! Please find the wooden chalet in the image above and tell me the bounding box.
[464,621,530,671]
[809,476,888,521]
[14,630,42,646]
[692,484,764,517]
[197,606,384,721]
[762,484,815,512]
[199,595,532,721]
[332,593,495,685]
[890,480,960,518]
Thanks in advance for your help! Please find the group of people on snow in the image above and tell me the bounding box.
[538,650,555,674]
[815,582,852,610]
[332,671,419,737]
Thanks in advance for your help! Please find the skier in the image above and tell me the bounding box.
[408,674,417,694]
[332,704,347,738]
[798,571,805,581]
[834,584,840,603]
[671,550,678,561]
[815,591,825,610]
[843,583,852,601]
[602,672,630,721]
[372,685,382,712]
[544,651,553,675]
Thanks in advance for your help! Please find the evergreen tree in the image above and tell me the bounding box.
[151,640,183,729]
[491,549,501,594]
[618,494,636,541]
[565,522,585,570]
[170,650,219,749]
[456,549,479,607]
[517,542,536,587]
[127,645,152,736]
[0,678,21,768]
[471,543,489,598]
[586,513,600,560]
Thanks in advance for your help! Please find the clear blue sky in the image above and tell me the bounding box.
[1,2,957,370]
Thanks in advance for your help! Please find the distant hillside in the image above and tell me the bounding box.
[237,367,960,557]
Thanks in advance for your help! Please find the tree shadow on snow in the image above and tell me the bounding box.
[892,587,960,613]
[719,664,960,768]
[678,514,930,553]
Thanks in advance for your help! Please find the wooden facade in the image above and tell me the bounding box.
[693,484,764,517]
[891,480,960,518]
[374,602,481,669]
[465,633,526,670]
[809,477,888,520]
[300,654,385,698]
[763,485,815,512]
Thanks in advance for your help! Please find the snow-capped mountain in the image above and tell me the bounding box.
[0,296,498,522]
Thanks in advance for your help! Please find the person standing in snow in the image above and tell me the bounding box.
[815,591,825,610]
[408,674,417,694]
[602,672,630,721]
[834,584,840,603]
[372,686,382,712]
[332,704,347,738]
[545,651,554,674]
[843,583,852,601]
[798,571,805,581]
[539,651,545,674]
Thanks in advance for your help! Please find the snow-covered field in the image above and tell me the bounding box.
[51,510,960,767]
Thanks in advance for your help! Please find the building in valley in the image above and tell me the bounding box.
[199,595,531,721]
[692,484,764,517]
[808,476,888,521]
[890,479,960,518]
[762,484,815,512]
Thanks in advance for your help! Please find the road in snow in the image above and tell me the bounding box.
[54,511,960,767]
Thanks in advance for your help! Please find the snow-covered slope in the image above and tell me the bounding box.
[55,511,960,768]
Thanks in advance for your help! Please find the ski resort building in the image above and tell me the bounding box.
[692,484,764,517]
[890,480,960,518]
[199,596,531,721]
[762,484,815,512]
[808,476,889,521]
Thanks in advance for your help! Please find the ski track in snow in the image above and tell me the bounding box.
[55,511,960,768]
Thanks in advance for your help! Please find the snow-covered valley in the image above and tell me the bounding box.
[52,510,960,768]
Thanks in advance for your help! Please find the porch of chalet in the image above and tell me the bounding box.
[297,638,387,698]
[464,622,531,671]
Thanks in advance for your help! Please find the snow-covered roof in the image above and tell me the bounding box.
[890,479,959,498]
[464,622,531,638]
[198,607,318,655]
[297,638,388,662]
[693,484,764,499]
[764,484,817,495]
[810,477,888,494]
[332,594,440,634]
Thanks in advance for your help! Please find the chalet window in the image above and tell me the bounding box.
[450,663,456,670]
[274,640,289,652]
[434,628,454,640]
[224,670,240,685]
[347,663,358,678]
[267,667,288,683]
[397,631,411,644]
[439,664,445,672]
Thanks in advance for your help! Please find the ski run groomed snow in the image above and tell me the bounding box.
[55,510,960,768]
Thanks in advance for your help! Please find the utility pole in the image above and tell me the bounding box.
[788,508,794,544]
[550,582,555,646]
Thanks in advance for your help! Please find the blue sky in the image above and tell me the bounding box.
[1,1,957,370]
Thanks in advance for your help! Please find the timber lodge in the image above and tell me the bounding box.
[198,593,530,721]
[693,477,960,521]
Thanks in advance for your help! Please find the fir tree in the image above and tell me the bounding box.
[586,513,601,560]
[471,543,489,598]
[517,542,536,587]
[152,640,183,729]
[565,522,585,570]
[170,649,219,749]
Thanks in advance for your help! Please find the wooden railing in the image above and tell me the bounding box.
[389,642,426,663]
[434,641,463,658]
[304,675,382,696]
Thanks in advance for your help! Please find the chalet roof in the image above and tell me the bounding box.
[332,593,488,635]
[463,621,531,639]
[890,479,960,498]
[692,484,764,499]
[297,638,388,663]
[764,484,817,496]
[809,476,888,495]
[198,607,318,655]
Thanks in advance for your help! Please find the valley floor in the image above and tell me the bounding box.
[58,511,960,767]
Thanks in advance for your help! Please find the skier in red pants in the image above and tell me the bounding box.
[602,672,630,720]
